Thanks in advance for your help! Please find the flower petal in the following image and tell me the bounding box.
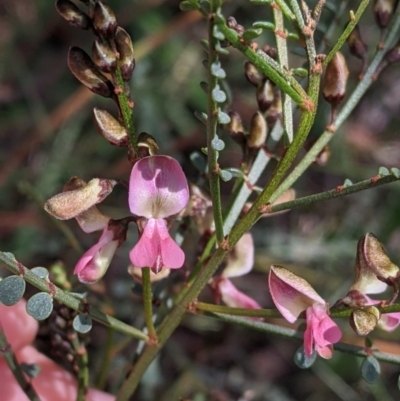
[218,278,261,309]
[269,265,325,323]
[129,155,189,218]
[222,233,254,278]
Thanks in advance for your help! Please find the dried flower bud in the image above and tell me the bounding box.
[137,132,159,156]
[92,39,117,73]
[257,79,274,112]
[93,1,117,37]
[323,52,349,106]
[350,306,380,336]
[373,0,397,29]
[347,25,368,61]
[262,45,277,59]
[44,178,116,220]
[68,47,113,97]
[227,16,245,34]
[244,62,263,87]
[115,27,135,80]
[266,90,282,126]
[55,0,92,30]
[227,111,246,148]
[385,43,400,64]
[248,112,267,149]
[93,108,128,146]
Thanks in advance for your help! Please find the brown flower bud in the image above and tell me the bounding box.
[227,111,246,148]
[92,39,117,73]
[244,62,263,87]
[385,43,400,64]
[115,27,135,80]
[257,79,274,112]
[266,90,282,126]
[44,178,116,220]
[248,112,268,149]
[55,0,92,30]
[137,132,159,156]
[373,0,397,29]
[323,51,349,107]
[93,1,117,38]
[93,108,128,146]
[350,306,380,336]
[347,25,368,61]
[68,47,114,97]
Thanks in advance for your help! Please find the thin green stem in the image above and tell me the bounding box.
[95,327,114,389]
[0,252,149,342]
[268,174,400,214]
[195,302,281,318]
[323,0,370,67]
[142,268,157,340]
[70,333,89,401]
[207,7,224,244]
[273,6,293,142]
[0,327,42,401]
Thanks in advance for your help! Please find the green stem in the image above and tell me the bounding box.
[0,327,42,401]
[70,333,89,401]
[217,22,311,108]
[196,302,281,318]
[207,7,224,244]
[268,174,400,214]
[323,0,370,67]
[95,327,114,389]
[0,252,149,342]
[142,268,157,340]
[273,5,293,142]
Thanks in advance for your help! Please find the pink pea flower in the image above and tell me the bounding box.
[269,265,342,359]
[360,295,400,332]
[129,155,189,273]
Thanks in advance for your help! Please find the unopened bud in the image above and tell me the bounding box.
[248,112,267,149]
[385,43,400,64]
[55,0,92,30]
[44,178,116,220]
[323,52,349,106]
[115,27,135,80]
[93,1,117,37]
[373,0,397,29]
[244,62,263,87]
[227,111,246,147]
[68,47,113,97]
[350,306,380,336]
[226,16,245,34]
[93,108,128,146]
[92,39,117,73]
[262,45,277,59]
[257,79,274,112]
[266,90,282,126]
[347,25,368,60]
[137,132,159,156]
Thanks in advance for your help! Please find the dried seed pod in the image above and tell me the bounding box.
[350,306,380,336]
[244,62,263,87]
[323,51,349,107]
[257,79,274,112]
[68,46,113,97]
[55,0,92,30]
[373,0,397,29]
[227,111,246,148]
[115,27,135,80]
[93,1,118,38]
[93,108,128,146]
[44,178,117,220]
[92,39,117,73]
[248,112,268,149]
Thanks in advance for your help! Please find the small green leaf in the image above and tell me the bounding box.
[361,356,381,384]
[194,111,208,125]
[390,167,400,178]
[190,151,208,173]
[73,314,93,333]
[201,147,208,155]
[31,267,50,279]
[343,179,353,187]
[26,293,53,321]
[217,110,231,124]
[211,61,226,79]
[212,25,225,40]
[294,346,316,369]
[219,169,233,182]
[212,84,226,103]
[215,42,229,55]
[291,68,308,77]
[211,136,225,151]
[179,1,198,11]
[364,337,374,349]
[70,292,88,300]
[0,276,26,306]
[252,21,275,31]
[378,166,390,176]
[242,28,263,42]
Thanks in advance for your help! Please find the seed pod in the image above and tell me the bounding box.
[93,108,128,146]
[55,0,92,30]
[350,306,380,336]
[93,1,118,38]
[115,27,135,80]
[68,46,113,97]
[373,0,397,29]
[323,51,349,107]
[92,39,117,73]
[248,112,267,149]
[244,62,263,87]
[257,79,274,112]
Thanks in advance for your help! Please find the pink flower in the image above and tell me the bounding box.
[129,155,189,273]
[216,277,261,309]
[362,295,400,332]
[74,225,120,284]
[269,265,341,359]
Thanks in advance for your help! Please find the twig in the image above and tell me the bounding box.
[142,268,157,341]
